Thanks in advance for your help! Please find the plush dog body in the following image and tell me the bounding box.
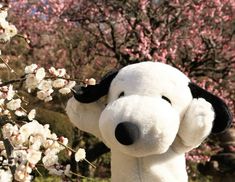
[66,62,232,182]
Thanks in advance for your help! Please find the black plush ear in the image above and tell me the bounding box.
[72,70,118,103]
[188,82,232,133]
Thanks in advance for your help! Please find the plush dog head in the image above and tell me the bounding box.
[66,62,232,157]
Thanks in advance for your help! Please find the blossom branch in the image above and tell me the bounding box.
[0,117,16,175]
[48,138,96,169]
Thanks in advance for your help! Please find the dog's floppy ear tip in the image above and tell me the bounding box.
[211,120,232,134]
[71,70,119,103]
[211,111,233,134]
[188,82,233,134]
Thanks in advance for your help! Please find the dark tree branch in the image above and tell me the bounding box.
[0,117,16,175]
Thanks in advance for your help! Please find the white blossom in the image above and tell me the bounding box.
[36,90,48,100]
[42,153,58,167]
[0,150,6,158]
[38,80,52,91]
[25,74,39,90]
[27,149,42,165]
[53,79,66,88]
[0,98,5,105]
[29,136,42,150]
[0,169,12,182]
[15,110,27,117]
[0,23,17,42]
[86,78,96,85]
[12,150,27,163]
[35,67,46,81]
[59,87,71,95]
[57,68,66,77]
[0,63,7,69]
[0,19,9,30]
[37,89,53,102]
[6,84,15,100]
[60,137,68,146]
[14,164,32,182]
[44,96,53,102]
[43,124,55,139]
[43,139,54,149]
[44,140,64,155]
[6,98,21,110]
[11,134,25,147]
[0,8,17,42]
[0,141,5,150]
[64,164,71,177]
[49,67,66,77]
[4,24,17,38]
[2,123,19,139]
[19,120,47,143]
[59,80,76,94]
[48,66,58,76]
[75,148,86,162]
[24,64,38,74]
[27,109,36,121]
[0,9,8,20]
[3,109,9,115]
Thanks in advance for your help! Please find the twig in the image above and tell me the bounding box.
[47,138,96,169]
[16,34,30,45]
[0,75,82,88]
[0,57,18,76]
[0,117,16,176]
[2,138,16,174]
[35,167,42,176]
[69,171,96,181]
[0,78,26,87]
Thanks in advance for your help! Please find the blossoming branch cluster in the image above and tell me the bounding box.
[0,55,87,181]
[24,64,76,102]
[1,120,68,181]
[0,5,17,42]
[0,4,89,182]
[0,69,87,182]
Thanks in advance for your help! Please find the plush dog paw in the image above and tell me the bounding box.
[178,98,215,147]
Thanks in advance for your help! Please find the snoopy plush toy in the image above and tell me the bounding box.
[66,62,232,182]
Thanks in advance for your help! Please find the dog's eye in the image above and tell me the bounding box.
[162,96,171,104]
[118,92,125,98]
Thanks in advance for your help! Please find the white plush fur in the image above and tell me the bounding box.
[66,97,105,139]
[66,62,215,182]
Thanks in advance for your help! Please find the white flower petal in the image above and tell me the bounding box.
[28,109,36,121]
[59,87,71,95]
[35,68,46,81]
[75,148,86,162]
[6,99,21,110]
[27,149,41,165]
[24,64,38,74]
[53,79,66,88]
[37,80,52,91]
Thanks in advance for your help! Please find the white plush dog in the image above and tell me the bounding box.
[66,62,232,182]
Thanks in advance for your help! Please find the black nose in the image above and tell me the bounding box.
[115,122,140,145]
